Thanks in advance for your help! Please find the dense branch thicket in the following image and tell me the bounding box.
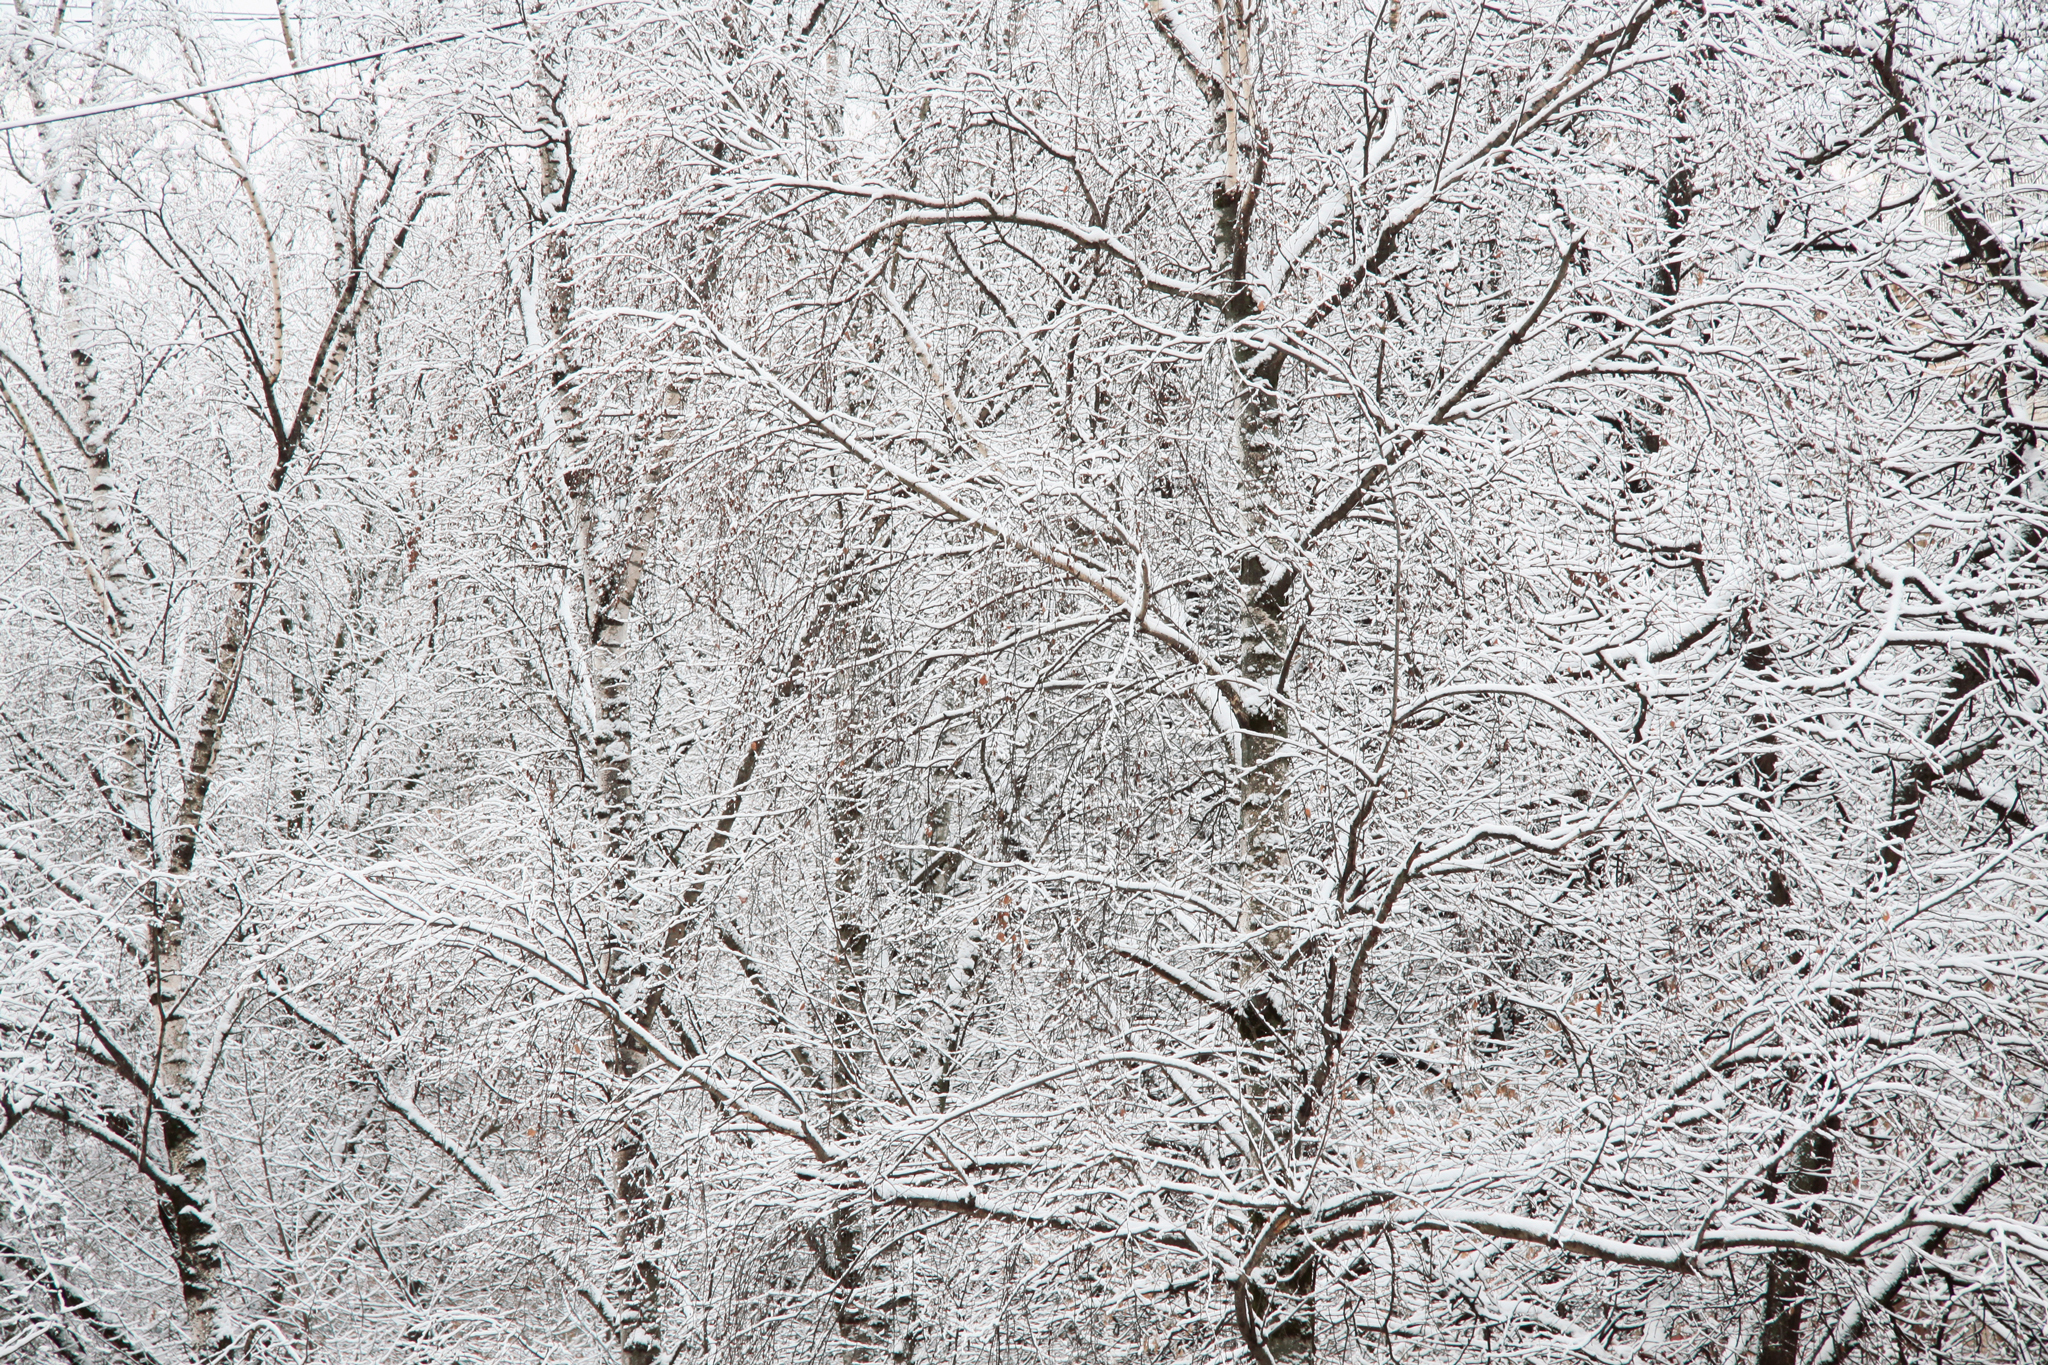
[3,1,2046,1363]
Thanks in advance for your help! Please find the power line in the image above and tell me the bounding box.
[0,19,524,136]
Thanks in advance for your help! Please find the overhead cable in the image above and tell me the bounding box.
[0,19,525,135]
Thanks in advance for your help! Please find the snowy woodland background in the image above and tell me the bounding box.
[3,0,2048,1362]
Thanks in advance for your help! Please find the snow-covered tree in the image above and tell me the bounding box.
[3,2,2045,1363]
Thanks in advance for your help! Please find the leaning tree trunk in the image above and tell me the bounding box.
[518,31,665,1361]
[1752,35,2048,1365]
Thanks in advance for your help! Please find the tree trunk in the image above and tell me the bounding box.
[523,31,665,1359]
[1756,1114,1840,1365]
